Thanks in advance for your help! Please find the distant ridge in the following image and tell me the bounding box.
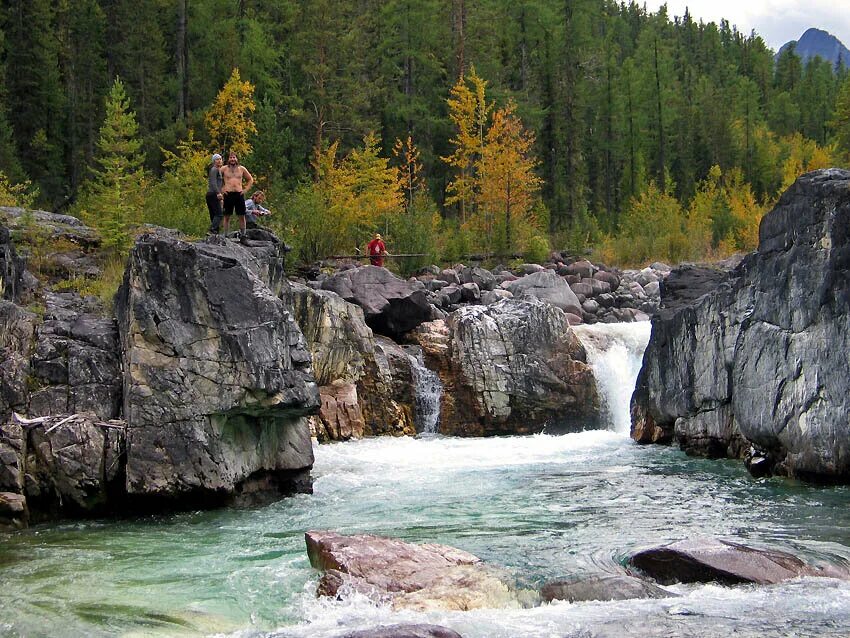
[776,28,850,68]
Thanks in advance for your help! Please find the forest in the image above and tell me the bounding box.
[1,0,850,274]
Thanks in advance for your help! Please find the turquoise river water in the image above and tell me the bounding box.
[2,323,850,638]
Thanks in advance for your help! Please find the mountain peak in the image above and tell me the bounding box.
[777,28,850,68]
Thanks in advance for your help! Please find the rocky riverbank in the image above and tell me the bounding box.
[2,207,661,527]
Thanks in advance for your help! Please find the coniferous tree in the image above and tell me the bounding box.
[3,0,66,204]
[77,78,146,254]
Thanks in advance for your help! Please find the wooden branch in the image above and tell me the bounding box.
[328,253,427,259]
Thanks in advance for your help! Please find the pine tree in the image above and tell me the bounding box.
[77,78,146,254]
[831,75,850,159]
[3,0,67,204]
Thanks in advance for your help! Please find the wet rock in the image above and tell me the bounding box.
[321,265,432,338]
[334,625,463,638]
[503,270,582,315]
[24,414,125,514]
[116,233,318,500]
[628,538,848,585]
[632,170,850,481]
[541,574,675,603]
[411,299,600,436]
[0,491,27,530]
[287,284,415,440]
[316,383,365,441]
[306,530,521,611]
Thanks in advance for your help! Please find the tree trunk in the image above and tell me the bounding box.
[176,0,188,120]
[654,36,665,191]
[453,0,466,79]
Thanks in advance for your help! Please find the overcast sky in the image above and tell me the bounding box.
[641,1,850,52]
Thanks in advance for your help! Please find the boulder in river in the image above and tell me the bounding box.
[334,625,463,638]
[306,530,522,611]
[540,574,676,602]
[411,298,600,436]
[628,538,848,585]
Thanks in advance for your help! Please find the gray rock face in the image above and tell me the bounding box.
[503,270,582,315]
[322,265,432,337]
[628,538,848,585]
[28,293,122,420]
[287,283,415,441]
[0,414,125,520]
[631,170,850,481]
[0,224,26,301]
[115,233,318,499]
[412,299,600,436]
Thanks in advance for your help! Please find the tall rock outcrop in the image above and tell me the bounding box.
[115,233,319,501]
[286,283,415,441]
[412,298,600,436]
[632,169,850,481]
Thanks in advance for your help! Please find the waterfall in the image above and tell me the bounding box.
[406,347,443,435]
[572,321,652,434]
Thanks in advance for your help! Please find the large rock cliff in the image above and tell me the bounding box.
[0,221,321,526]
[632,169,850,481]
[115,233,319,501]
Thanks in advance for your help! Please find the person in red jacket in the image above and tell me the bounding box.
[367,233,387,267]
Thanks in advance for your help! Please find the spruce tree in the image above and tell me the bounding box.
[77,78,145,254]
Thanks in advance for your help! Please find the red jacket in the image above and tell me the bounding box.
[367,239,386,266]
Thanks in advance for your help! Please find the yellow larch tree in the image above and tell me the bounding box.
[393,135,425,209]
[312,132,403,256]
[205,68,257,157]
[476,101,543,253]
[443,65,490,223]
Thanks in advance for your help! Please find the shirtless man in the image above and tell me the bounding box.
[220,151,254,235]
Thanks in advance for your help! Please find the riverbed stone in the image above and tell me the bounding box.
[503,270,582,315]
[628,538,847,585]
[334,625,463,638]
[540,574,675,602]
[306,530,522,611]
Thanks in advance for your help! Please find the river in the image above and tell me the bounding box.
[2,322,850,637]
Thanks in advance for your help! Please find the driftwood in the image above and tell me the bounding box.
[11,412,126,432]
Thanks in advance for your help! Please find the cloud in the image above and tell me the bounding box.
[644,0,850,51]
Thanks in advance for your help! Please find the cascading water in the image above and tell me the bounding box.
[3,321,850,638]
[573,321,652,433]
[406,347,443,434]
